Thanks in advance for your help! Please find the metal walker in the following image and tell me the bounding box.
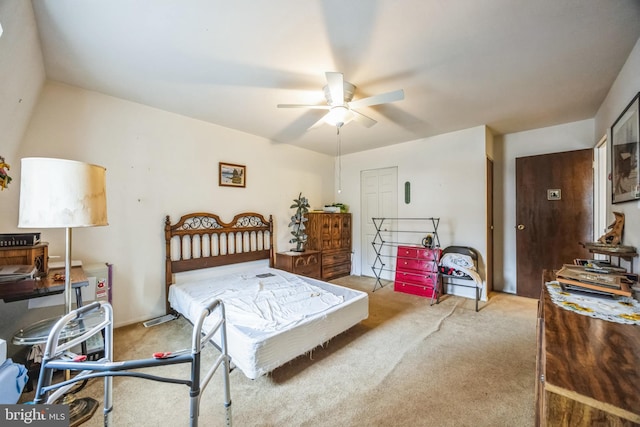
[33,300,232,426]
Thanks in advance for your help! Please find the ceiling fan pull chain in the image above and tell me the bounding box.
[337,125,342,194]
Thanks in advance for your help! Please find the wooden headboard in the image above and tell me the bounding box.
[164,212,274,314]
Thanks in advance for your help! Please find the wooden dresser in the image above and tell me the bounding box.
[536,270,640,426]
[275,250,321,279]
[305,212,352,280]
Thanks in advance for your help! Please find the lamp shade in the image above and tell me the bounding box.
[18,158,108,228]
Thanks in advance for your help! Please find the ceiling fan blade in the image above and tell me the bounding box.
[325,72,344,105]
[348,89,404,109]
[352,109,377,128]
[277,104,330,110]
[308,113,330,130]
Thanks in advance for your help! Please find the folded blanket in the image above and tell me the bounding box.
[439,253,482,286]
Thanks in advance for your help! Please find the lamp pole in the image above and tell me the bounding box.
[65,227,73,314]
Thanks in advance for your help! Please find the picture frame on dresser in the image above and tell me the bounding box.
[611,91,640,204]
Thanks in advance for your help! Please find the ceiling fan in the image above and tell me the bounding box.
[277,72,404,129]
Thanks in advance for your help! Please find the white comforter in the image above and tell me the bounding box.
[170,268,344,336]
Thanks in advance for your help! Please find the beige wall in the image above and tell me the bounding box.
[335,126,489,301]
[594,36,640,274]
[2,2,639,358]
[0,0,45,225]
[494,119,595,294]
[1,82,334,338]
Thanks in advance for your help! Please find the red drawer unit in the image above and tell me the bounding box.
[394,246,440,299]
[396,246,440,261]
[396,257,439,272]
[395,270,439,287]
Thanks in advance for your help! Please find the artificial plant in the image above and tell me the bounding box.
[288,192,310,252]
[0,156,12,191]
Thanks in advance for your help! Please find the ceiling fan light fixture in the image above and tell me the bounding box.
[323,81,355,105]
[324,106,354,127]
[277,72,402,130]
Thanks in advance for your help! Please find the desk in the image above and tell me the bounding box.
[11,267,91,349]
[536,270,640,426]
[0,266,88,303]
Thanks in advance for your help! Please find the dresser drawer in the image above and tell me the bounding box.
[322,262,351,280]
[293,253,320,277]
[394,281,437,298]
[275,251,321,279]
[293,253,319,267]
[395,270,438,287]
[295,263,320,278]
[396,258,438,272]
[397,246,441,261]
[322,250,351,266]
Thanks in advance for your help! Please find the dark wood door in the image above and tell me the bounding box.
[516,149,593,298]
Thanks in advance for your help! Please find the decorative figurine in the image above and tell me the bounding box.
[598,212,625,246]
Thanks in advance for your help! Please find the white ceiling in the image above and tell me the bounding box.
[31,0,640,155]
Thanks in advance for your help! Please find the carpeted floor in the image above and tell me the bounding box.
[23,276,538,426]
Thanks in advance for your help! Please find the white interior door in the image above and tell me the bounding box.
[361,167,397,278]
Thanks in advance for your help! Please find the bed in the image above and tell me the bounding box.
[164,212,369,379]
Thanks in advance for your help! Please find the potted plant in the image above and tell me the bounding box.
[288,192,310,252]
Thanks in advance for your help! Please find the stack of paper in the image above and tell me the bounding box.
[0,265,38,283]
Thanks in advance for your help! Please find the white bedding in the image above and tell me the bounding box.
[169,267,368,379]
[439,253,482,286]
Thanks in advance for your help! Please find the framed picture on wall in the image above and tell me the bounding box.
[219,162,246,188]
[611,92,640,204]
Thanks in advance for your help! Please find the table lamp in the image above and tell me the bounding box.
[17,157,107,426]
[18,157,108,314]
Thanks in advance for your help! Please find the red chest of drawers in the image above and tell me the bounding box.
[394,246,441,298]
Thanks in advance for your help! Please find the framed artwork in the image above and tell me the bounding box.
[219,162,246,188]
[611,92,640,204]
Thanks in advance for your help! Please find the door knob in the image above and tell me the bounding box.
[517,224,525,230]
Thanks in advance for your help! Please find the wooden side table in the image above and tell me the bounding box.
[275,250,321,279]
